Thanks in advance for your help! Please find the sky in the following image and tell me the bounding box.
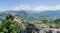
[0,0,60,11]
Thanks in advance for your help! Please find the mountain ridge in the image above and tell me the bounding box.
[0,10,60,21]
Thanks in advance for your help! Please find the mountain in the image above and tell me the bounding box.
[0,10,36,22]
[25,10,60,21]
[0,10,60,22]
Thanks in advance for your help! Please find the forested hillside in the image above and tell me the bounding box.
[0,11,60,33]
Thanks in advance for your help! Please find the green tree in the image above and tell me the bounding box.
[43,20,53,26]
[0,14,20,33]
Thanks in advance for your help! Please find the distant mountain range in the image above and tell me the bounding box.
[0,10,60,21]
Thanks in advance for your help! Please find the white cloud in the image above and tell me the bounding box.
[34,5,60,11]
[0,4,60,11]
[12,4,31,10]
[12,4,60,11]
[0,8,2,11]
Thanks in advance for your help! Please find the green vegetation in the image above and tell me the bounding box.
[1,12,60,33]
[43,20,53,26]
[0,14,39,33]
[1,10,60,33]
[0,14,20,33]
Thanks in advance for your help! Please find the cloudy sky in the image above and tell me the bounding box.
[0,0,60,11]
